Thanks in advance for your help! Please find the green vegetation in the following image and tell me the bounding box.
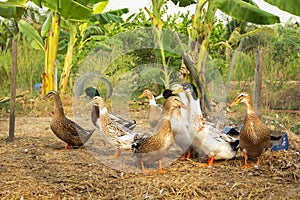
[0,0,299,115]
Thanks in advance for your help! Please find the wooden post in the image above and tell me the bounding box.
[8,39,17,141]
[254,49,263,115]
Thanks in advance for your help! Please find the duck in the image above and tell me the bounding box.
[92,96,136,158]
[43,91,95,149]
[132,96,187,174]
[83,86,136,130]
[229,92,271,168]
[139,89,163,128]
[172,82,239,166]
[163,85,194,159]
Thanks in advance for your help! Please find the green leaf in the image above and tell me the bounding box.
[90,35,108,41]
[18,19,44,51]
[212,0,280,24]
[91,10,126,24]
[93,0,109,14]
[31,0,92,21]
[0,0,26,7]
[171,0,196,7]
[0,6,24,19]
[41,11,51,37]
[265,0,300,16]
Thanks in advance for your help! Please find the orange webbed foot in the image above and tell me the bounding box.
[197,156,215,167]
[142,169,154,175]
[110,148,120,159]
[158,169,167,174]
[243,164,252,169]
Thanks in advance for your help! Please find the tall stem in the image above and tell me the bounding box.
[60,20,78,95]
[43,11,60,94]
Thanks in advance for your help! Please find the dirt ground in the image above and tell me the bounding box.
[0,100,299,199]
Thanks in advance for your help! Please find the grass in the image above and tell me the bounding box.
[0,39,44,97]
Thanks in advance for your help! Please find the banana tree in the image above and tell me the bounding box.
[19,6,127,96]
[29,0,107,95]
[172,0,282,114]
[59,0,111,95]
[145,0,171,89]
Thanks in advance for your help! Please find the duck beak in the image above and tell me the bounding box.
[42,94,50,100]
[229,98,239,108]
[80,93,87,98]
[138,93,145,98]
[172,87,183,95]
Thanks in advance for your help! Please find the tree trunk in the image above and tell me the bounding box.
[43,11,60,95]
[60,21,77,95]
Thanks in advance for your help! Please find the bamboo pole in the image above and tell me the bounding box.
[8,39,17,141]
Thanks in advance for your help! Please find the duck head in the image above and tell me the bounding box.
[139,89,155,99]
[162,89,175,99]
[182,82,198,100]
[170,84,183,95]
[164,96,188,112]
[42,90,59,100]
[229,92,252,108]
[92,96,106,108]
[84,86,100,99]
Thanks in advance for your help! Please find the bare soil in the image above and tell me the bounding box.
[0,97,299,199]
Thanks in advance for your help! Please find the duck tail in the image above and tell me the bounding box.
[132,141,140,150]
[124,120,137,130]
[230,139,239,151]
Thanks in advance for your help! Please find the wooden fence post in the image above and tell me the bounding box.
[8,39,17,141]
[254,49,263,116]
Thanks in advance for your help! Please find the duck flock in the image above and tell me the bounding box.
[43,82,274,175]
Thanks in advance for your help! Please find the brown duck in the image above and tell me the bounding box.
[229,92,270,168]
[139,89,162,128]
[43,91,95,149]
[132,96,187,174]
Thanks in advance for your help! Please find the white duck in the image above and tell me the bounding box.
[164,85,194,159]
[173,82,239,166]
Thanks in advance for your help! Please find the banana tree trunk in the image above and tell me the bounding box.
[42,11,60,95]
[59,21,77,95]
[189,0,216,114]
[146,0,170,89]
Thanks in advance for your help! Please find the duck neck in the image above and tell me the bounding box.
[99,107,109,126]
[53,95,65,117]
[93,105,100,119]
[245,98,255,115]
[148,96,157,106]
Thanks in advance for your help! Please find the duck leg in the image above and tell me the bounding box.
[65,144,71,150]
[141,161,153,175]
[243,154,251,168]
[197,156,215,167]
[254,156,261,166]
[110,148,120,159]
[186,149,193,159]
[158,160,166,174]
[179,149,193,160]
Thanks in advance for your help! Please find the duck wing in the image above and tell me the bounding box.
[148,105,163,128]
[108,113,136,130]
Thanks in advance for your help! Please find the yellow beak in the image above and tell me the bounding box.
[172,87,184,95]
[138,93,145,98]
